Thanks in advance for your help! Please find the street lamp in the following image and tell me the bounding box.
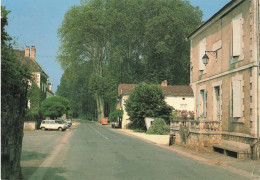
[202,51,217,66]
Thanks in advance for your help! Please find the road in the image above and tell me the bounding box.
[22,121,249,180]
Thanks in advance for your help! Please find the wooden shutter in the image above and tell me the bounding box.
[203,90,207,118]
[197,91,200,117]
[232,18,241,56]
[232,80,242,117]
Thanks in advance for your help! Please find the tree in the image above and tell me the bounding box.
[57,0,202,121]
[125,84,172,130]
[40,96,70,119]
[109,110,123,127]
[1,6,31,179]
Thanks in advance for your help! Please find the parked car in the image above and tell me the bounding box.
[40,120,67,131]
[65,119,72,125]
[57,120,71,128]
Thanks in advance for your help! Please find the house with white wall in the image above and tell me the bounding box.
[118,81,194,129]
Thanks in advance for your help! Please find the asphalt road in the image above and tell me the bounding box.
[22,121,249,180]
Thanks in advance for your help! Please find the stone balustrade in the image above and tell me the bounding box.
[170,119,220,132]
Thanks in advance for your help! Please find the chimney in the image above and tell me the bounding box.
[25,46,30,57]
[48,83,53,91]
[161,80,167,87]
[30,46,36,60]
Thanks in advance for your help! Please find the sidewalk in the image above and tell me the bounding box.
[112,127,260,179]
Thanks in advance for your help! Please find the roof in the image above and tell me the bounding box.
[118,84,193,97]
[187,0,244,40]
[14,50,49,78]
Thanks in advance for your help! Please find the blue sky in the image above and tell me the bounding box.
[2,0,230,93]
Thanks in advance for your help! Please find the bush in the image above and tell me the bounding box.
[125,84,172,130]
[146,118,170,135]
[40,96,70,119]
[109,110,123,122]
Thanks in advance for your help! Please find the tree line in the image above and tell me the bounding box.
[56,0,203,121]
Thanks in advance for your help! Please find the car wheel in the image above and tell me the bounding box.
[41,127,45,131]
[58,127,63,131]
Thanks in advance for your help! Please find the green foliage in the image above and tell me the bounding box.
[1,6,31,179]
[40,96,70,119]
[109,110,123,122]
[57,0,202,120]
[125,84,172,129]
[27,81,41,115]
[146,118,170,135]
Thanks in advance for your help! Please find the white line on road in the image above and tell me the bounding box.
[88,123,109,140]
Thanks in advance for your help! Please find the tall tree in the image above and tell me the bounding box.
[57,0,203,120]
[1,6,31,179]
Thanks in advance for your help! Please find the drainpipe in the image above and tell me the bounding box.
[256,0,260,160]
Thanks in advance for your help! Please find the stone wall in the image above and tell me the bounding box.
[24,121,37,130]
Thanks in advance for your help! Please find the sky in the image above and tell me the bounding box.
[2,0,230,93]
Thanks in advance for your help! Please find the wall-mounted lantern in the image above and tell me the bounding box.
[202,51,217,66]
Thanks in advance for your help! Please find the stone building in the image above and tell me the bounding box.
[174,0,260,159]
[16,46,54,130]
[16,46,54,100]
[118,81,194,129]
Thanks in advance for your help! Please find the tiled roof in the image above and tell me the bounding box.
[118,84,193,97]
[14,50,48,78]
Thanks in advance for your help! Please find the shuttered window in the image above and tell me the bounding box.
[232,15,242,57]
[232,80,242,117]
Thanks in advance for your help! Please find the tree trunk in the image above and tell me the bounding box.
[96,95,104,123]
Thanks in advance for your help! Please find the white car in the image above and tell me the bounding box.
[40,120,67,131]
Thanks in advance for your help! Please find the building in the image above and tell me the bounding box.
[15,46,54,130]
[15,46,54,99]
[183,0,260,159]
[118,81,194,129]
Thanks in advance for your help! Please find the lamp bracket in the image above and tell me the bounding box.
[205,50,217,57]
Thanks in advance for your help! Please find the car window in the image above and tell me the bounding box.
[42,121,45,124]
[50,121,55,124]
[46,121,50,124]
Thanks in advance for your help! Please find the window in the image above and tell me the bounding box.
[232,14,242,57]
[197,89,207,118]
[213,86,221,121]
[181,104,187,110]
[232,80,242,117]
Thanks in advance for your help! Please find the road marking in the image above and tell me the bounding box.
[88,123,109,140]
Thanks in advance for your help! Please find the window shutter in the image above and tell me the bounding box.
[233,80,241,117]
[199,39,206,70]
[197,91,200,117]
[204,90,207,118]
[232,18,241,56]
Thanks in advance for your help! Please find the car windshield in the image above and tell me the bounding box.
[56,121,63,124]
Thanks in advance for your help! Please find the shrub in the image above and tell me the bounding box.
[125,84,172,130]
[146,118,170,135]
[40,96,70,119]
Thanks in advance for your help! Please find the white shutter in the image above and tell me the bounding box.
[199,38,206,70]
[197,91,200,117]
[203,90,207,117]
[233,80,242,117]
[232,18,241,56]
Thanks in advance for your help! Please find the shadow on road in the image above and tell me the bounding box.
[22,167,67,180]
[21,151,48,161]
